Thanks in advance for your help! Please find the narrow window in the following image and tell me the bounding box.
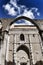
[33,34,35,37]
[20,34,24,41]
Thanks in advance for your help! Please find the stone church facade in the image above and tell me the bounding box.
[0,16,43,65]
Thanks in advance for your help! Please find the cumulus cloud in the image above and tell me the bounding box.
[8,7,17,16]
[3,4,11,11]
[22,9,35,19]
[3,0,40,17]
[3,3,17,16]
[22,7,40,19]
[3,0,40,25]
[37,12,40,16]
[10,0,18,7]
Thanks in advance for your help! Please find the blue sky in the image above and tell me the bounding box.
[0,0,43,19]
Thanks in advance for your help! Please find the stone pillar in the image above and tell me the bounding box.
[14,35,17,64]
[17,61,20,65]
[7,34,14,63]
[42,32,43,60]
[27,59,30,65]
[1,31,8,65]
[0,28,3,65]
[29,39,34,65]
[5,35,10,63]
[29,34,42,65]
[0,40,2,65]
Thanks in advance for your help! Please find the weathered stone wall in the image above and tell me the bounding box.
[0,18,43,65]
[6,26,43,65]
[0,18,43,31]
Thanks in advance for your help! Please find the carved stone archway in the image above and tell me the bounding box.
[9,16,43,41]
[17,45,30,59]
[0,16,43,41]
[16,45,30,65]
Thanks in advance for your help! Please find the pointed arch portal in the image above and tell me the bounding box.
[17,45,30,59]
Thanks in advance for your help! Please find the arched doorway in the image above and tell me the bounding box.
[16,45,30,65]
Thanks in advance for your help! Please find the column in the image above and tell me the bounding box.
[14,35,17,64]
[27,59,30,65]
[1,31,8,65]
[5,35,10,63]
[29,34,42,65]
[7,34,14,63]
[17,61,20,65]
[0,28,3,65]
[0,40,2,65]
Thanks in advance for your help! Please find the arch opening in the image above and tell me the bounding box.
[16,45,30,59]
[9,16,43,42]
[10,16,39,30]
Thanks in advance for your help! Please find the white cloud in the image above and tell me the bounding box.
[31,8,40,16]
[22,9,35,19]
[10,21,33,29]
[3,0,40,17]
[3,0,40,26]
[8,7,17,16]
[3,3,17,16]
[37,12,40,16]
[3,4,11,11]
[31,8,38,12]
[14,21,33,25]
[10,0,18,7]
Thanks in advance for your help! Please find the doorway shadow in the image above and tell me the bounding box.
[5,60,16,65]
